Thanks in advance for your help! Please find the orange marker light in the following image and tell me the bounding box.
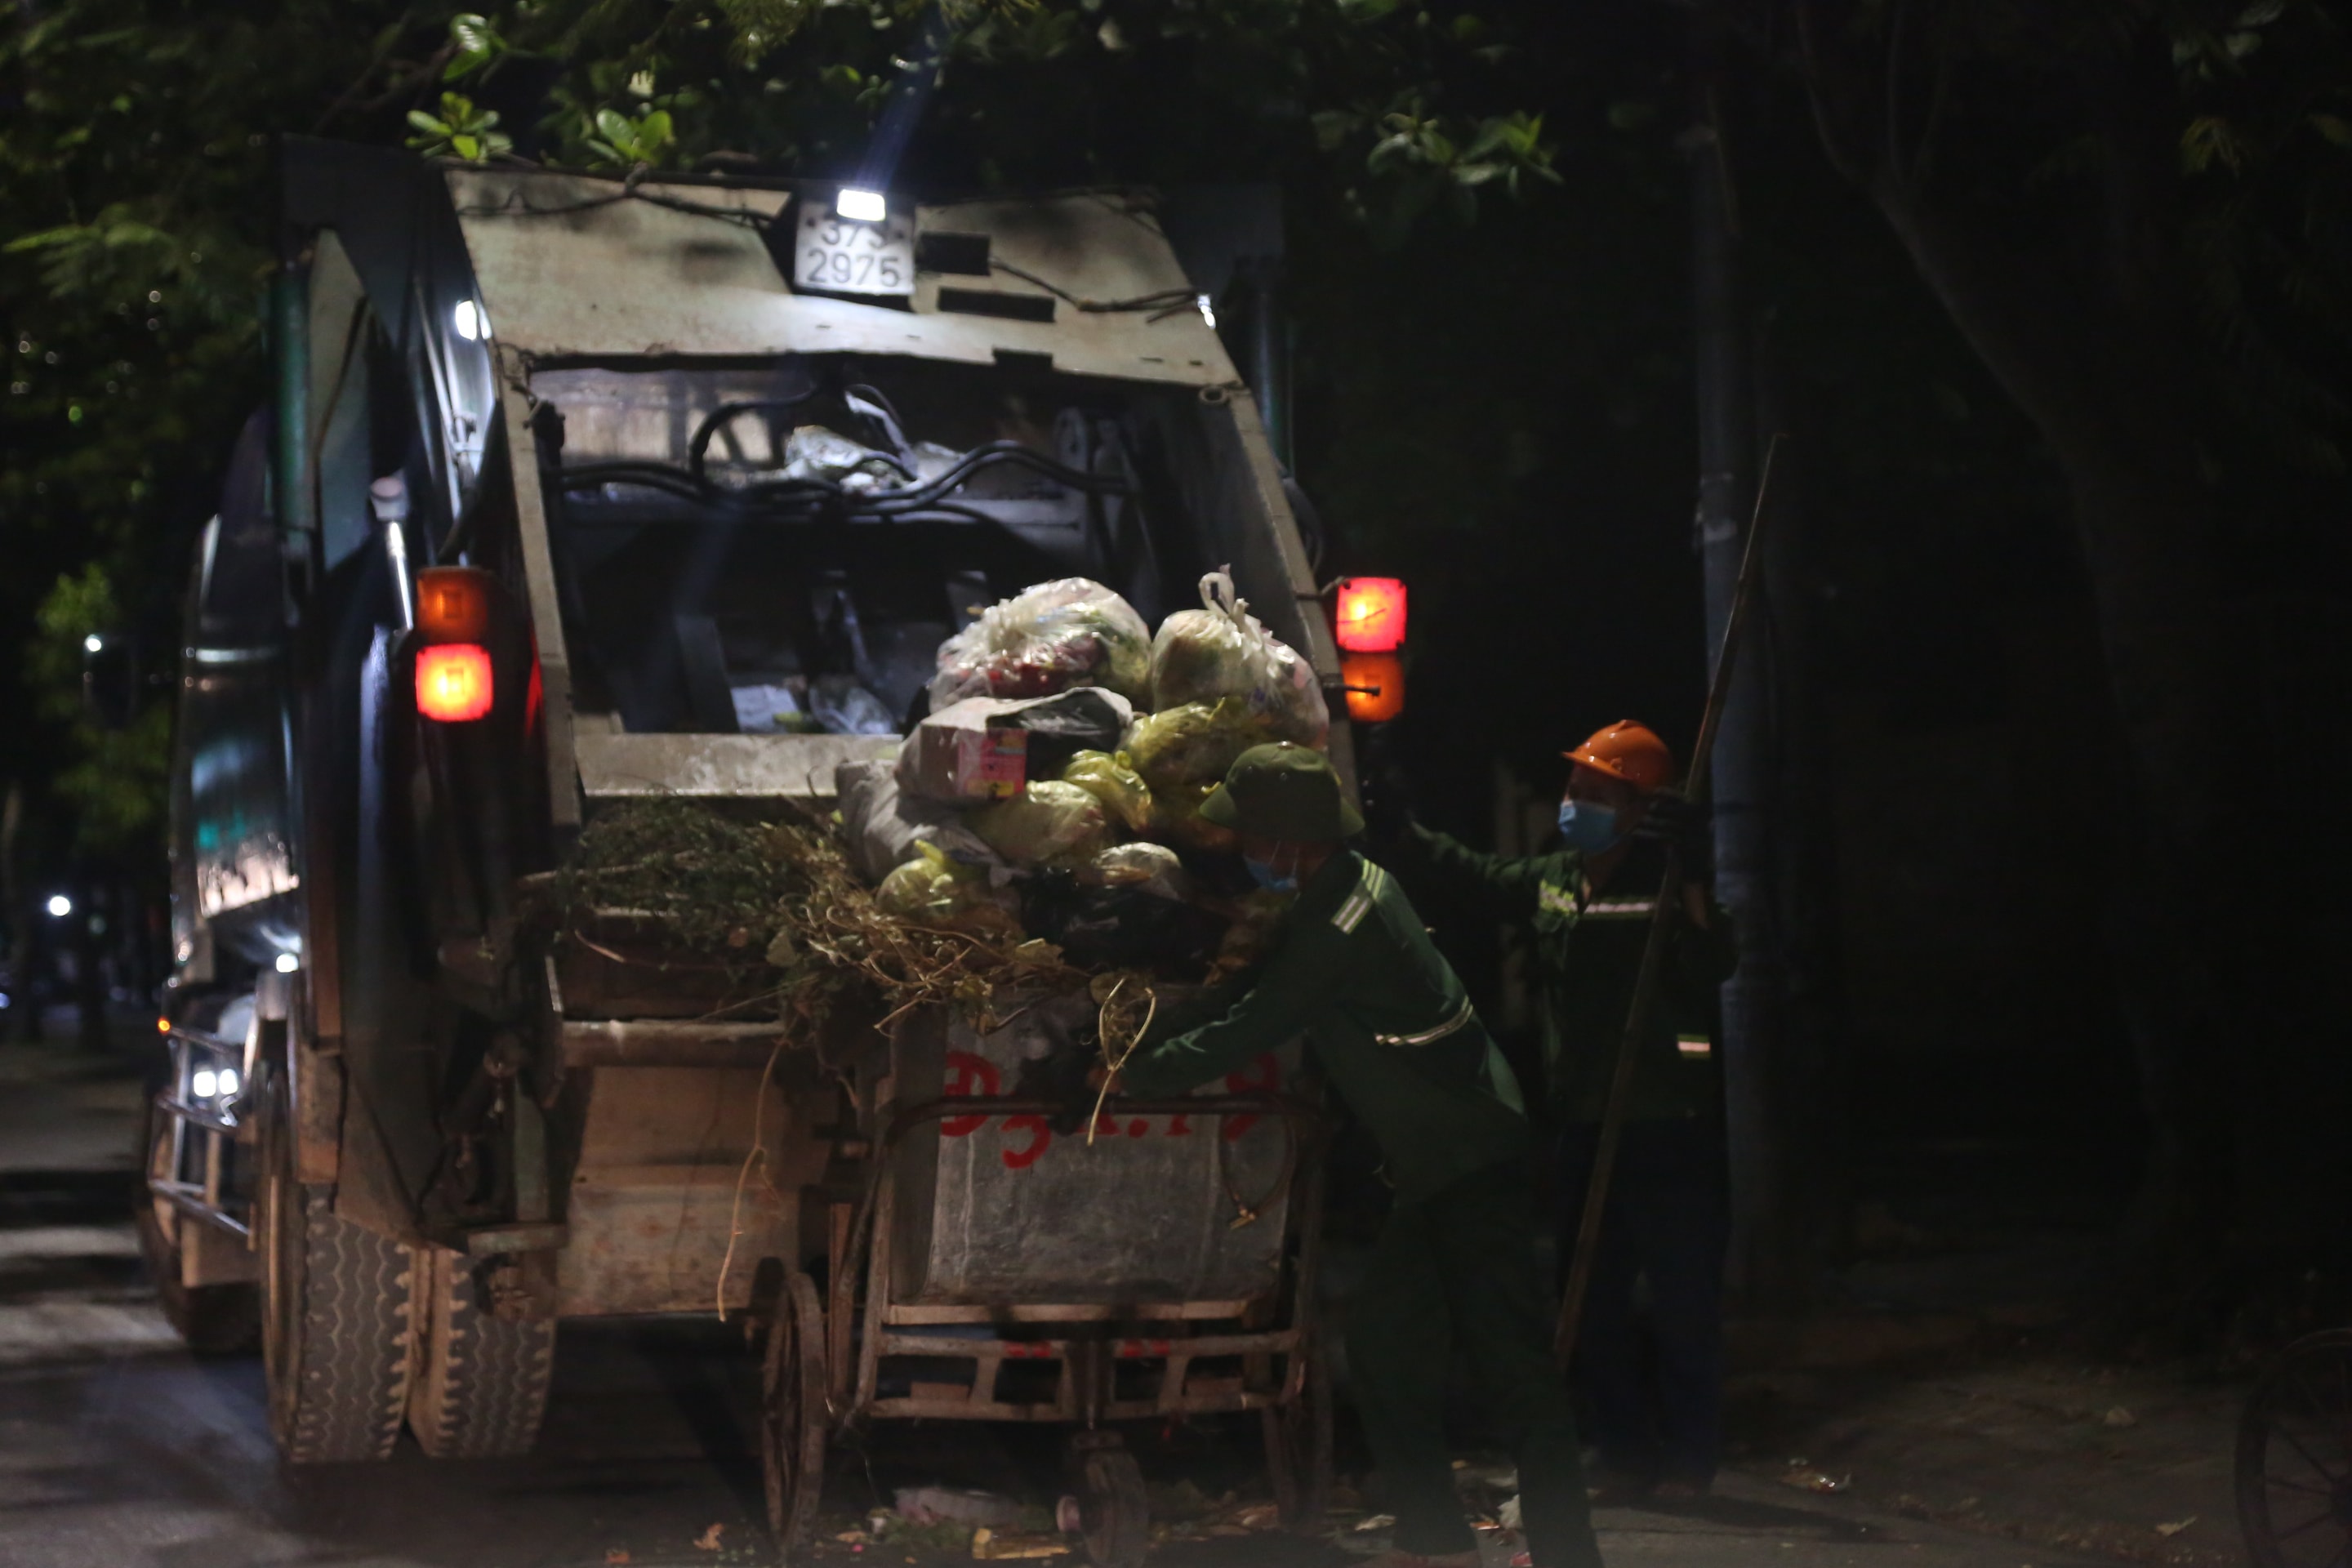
[1342,652,1405,723]
[156,1016,172,1034]
[1334,577,1407,653]
[416,567,493,643]
[416,644,495,722]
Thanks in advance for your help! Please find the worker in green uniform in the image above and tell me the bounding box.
[1111,743,1602,1568]
[1379,719,1736,1499]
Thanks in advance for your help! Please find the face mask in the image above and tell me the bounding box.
[1557,800,1623,854]
[1245,855,1299,893]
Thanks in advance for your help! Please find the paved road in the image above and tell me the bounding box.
[0,1039,2104,1568]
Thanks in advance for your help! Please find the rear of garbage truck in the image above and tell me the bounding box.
[149,141,1347,1468]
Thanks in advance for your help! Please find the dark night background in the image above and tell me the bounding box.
[4,0,2350,1354]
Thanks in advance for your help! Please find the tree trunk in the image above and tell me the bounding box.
[1817,45,2288,1321]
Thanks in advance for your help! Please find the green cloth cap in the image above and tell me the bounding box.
[1198,742,1365,840]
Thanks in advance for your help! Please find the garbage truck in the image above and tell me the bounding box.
[148,139,1353,1556]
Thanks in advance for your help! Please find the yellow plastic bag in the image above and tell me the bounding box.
[875,843,1020,937]
[966,780,1113,867]
[1123,697,1277,791]
[1059,750,1155,832]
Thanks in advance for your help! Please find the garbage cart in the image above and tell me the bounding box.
[765,991,1332,1564]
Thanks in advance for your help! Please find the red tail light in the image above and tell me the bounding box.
[1334,577,1407,653]
[416,644,494,722]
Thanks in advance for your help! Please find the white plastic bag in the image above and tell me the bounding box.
[928,578,1153,710]
[1148,569,1328,746]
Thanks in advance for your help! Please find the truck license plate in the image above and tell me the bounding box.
[792,203,915,296]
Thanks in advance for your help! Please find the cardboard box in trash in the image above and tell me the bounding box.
[897,698,1031,801]
[896,689,1132,803]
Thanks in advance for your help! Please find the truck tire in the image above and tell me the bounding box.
[408,1246,555,1458]
[136,1097,261,1356]
[257,1088,416,1463]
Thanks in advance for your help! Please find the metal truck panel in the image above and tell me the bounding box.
[575,733,895,802]
[555,1063,822,1316]
[447,172,1239,389]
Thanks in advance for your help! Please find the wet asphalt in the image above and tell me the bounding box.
[0,1034,2107,1568]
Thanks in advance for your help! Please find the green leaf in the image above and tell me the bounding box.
[408,109,449,136]
[595,106,634,144]
[1338,0,1401,20]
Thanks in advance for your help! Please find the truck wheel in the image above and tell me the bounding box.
[135,1097,260,1355]
[257,1088,416,1463]
[763,1272,829,1554]
[408,1246,555,1458]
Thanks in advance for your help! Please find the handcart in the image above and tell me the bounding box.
[765,991,1334,1565]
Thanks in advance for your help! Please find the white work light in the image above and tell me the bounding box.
[836,188,888,224]
[1196,294,1216,329]
[44,894,71,919]
[274,952,300,974]
[82,634,103,653]
[217,1067,240,1097]
[191,1068,218,1099]
[452,300,484,342]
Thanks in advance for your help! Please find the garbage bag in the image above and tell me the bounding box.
[781,425,904,492]
[1018,873,1225,971]
[1060,751,1155,833]
[875,843,1022,937]
[837,758,997,884]
[928,577,1152,709]
[1080,841,1191,900]
[1149,569,1330,746]
[1205,887,1298,984]
[1000,687,1133,777]
[1144,777,1243,857]
[1124,697,1279,791]
[966,780,1112,867]
[808,675,898,736]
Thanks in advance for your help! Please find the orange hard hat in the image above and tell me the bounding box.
[1563,720,1675,794]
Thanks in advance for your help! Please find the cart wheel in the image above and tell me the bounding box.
[1070,1443,1150,1568]
[763,1272,829,1557]
[1264,1339,1334,1531]
[2238,1329,2352,1568]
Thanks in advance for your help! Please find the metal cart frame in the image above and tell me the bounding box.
[763,1077,1334,1566]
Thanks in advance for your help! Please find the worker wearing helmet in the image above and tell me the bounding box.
[1377,720,1737,1500]
[1112,743,1603,1568]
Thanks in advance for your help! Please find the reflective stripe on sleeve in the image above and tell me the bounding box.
[1332,863,1384,934]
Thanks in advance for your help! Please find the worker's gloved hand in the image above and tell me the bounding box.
[1636,788,1716,887]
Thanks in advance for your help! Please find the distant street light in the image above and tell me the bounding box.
[82,633,103,654]
[44,894,72,919]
